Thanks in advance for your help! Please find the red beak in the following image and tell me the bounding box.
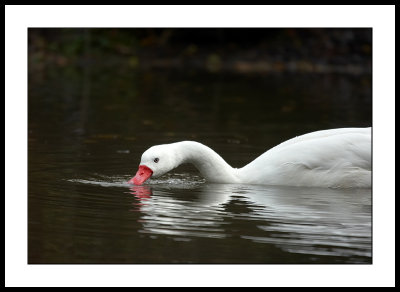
[128,165,153,185]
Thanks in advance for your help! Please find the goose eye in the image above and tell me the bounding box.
[154,158,159,163]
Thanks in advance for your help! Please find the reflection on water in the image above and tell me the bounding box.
[29,172,371,263]
[128,180,371,261]
[131,185,152,201]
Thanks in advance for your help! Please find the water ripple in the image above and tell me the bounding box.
[67,173,371,262]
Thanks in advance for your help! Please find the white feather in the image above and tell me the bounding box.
[134,127,371,188]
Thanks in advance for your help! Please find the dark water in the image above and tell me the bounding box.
[28,64,372,264]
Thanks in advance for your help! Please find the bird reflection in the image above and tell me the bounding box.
[127,182,371,260]
[129,185,152,207]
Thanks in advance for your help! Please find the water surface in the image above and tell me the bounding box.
[28,66,372,264]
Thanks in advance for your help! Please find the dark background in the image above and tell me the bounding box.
[28,28,372,146]
[29,28,372,74]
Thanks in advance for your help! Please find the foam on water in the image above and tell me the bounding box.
[67,173,205,188]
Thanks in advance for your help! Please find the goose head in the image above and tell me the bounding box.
[128,144,178,185]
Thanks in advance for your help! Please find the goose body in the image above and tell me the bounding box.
[128,127,371,188]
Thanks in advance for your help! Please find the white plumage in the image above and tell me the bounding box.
[129,127,371,188]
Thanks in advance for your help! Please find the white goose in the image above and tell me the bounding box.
[128,127,371,188]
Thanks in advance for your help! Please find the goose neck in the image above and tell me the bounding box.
[176,141,240,183]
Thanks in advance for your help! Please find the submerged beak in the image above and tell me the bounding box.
[128,165,153,185]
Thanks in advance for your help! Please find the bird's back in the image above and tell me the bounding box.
[239,128,371,188]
